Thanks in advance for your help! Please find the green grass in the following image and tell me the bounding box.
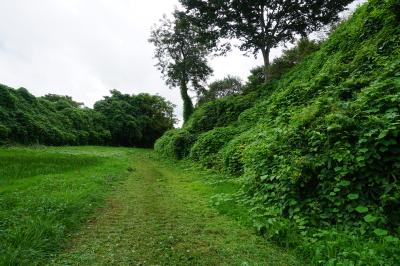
[0,146,132,265]
[52,149,300,265]
[0,149,100,187]
[0,146,301,265]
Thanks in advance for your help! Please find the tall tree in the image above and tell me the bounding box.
[180,0,354,83]
[149,10,213,123]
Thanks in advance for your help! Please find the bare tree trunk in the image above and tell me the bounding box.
[261,47,270,83]
[180,81,194,124]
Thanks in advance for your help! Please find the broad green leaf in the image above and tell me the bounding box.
[364,214,378,223]
[339,180,351,187]
[347,193,359,200]
[384,236,399,243]
[373,229,388,237]
[355,206,368,213]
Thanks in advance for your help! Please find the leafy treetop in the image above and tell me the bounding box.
[180,0,354,82]
[149,10,213,123]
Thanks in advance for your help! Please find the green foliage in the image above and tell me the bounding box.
[94,90,175,147]
[189,127,239,168]
[185,93,257,134]
[218,129,258,176]
[0,147,130,265]
[157,0,400,264]
[0,85,174,147]
[149,10,213,122]
[197,75,243,106]
[298,228,400,265]
[154,129,196,159]
[0,124,10,144]
[268,38,321,82]
[244,38,321,91]
[180,0,352,82]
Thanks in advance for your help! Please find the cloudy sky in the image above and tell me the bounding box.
[0,0,365,123]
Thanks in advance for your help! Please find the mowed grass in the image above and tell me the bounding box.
[53,150,300,265]
[1,146,301,265]
[0,146,132,265]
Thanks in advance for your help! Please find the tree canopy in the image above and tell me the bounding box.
[197,75,243,106]
[180,0,354,82]
[94,90,176,147]
[0,84,175,147]
[149,10,213,123]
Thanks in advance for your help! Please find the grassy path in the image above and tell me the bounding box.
[52,150,300,265]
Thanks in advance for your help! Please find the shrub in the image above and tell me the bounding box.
[189,127,239,169]
[218,130,255,176]
[185,94,256,134]
[0,124,10,143]
[197,75,243,106]
[154,129,197,159]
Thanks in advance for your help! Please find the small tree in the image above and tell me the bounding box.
[266,38,321,82]
[197,75,243,105]
[149,10,213,123]
[180,0,354,83]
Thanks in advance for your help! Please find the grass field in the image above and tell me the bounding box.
[0,146,300,265]
[0,146,131,265]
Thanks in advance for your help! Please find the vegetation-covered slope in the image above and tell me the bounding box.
[0,86,175,147]
[156,0,400,263]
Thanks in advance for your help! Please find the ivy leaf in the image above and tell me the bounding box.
[355,206,368,213]
[384,236,399,243]
[339,180,351,187]
[378,130,388,139]
[374,229,388,237]
[347,193,359,200]
[364,214,378,223]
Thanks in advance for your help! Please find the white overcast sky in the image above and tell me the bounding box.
[0,0,365,123]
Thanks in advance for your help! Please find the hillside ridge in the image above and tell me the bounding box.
[155,0,400,263]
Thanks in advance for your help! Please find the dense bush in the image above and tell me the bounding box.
[197,76,243,106]
[245,38,320,90]
[156,0,400,263]
[154,129,197,159]
[185,93,257,134]
[154,93,257,159]
[218,129,258,176]
[189,126,239,168]
[94,90,175,147]
[0,85,175,147]
[240,0,400,243]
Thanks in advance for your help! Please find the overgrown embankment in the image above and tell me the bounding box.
[155,0,400,264]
